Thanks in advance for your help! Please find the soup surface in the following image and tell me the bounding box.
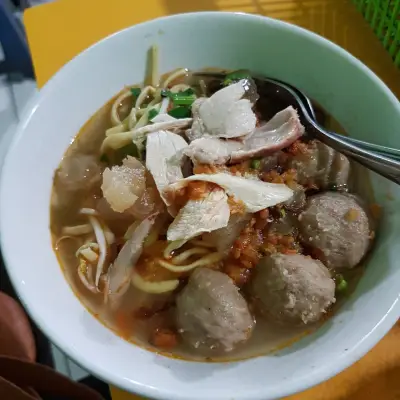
[51,48,377,361]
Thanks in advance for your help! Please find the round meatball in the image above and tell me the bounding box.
[176,268,254,353]
[298,192,371,269]
[288,141,350,189]
[250,254,335,325]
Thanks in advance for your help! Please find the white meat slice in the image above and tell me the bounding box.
[101,156,145,213]
[166,173,293,213]
[107,215,156,294]
[187,80,257,140]
[186,98,207,142]
[150,114,177,124]
[202,213,252,253]
[184,106,304,165]
[167,190,230,242]
[146,130,188,206]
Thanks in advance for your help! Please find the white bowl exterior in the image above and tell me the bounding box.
[1,12,400,400]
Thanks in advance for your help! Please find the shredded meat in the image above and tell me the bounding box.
[228,197,246,215]
[230,218,263,268]
[261,168,297,186]
[171,181,222,207]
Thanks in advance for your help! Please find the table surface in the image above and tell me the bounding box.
[22,0,400,399]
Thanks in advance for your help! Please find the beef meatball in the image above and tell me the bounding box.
[298,192,371,269]
[176,268,254,353]
[259,151,283,172]
[250,254,335,325]
[288,141,350,189]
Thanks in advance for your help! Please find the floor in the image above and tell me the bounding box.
[0,43,90,382]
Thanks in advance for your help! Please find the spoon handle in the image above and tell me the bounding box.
[308,121,400,185]
[333,134,400,161]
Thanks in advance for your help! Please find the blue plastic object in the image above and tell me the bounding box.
[0,0,34,77]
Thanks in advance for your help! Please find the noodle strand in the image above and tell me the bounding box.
[172,247,209,264]
[111,90,133,126]
[158,252,223,273]
[149,45,159,87]
[162,68,188,88]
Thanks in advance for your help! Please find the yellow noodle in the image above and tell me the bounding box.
[171,247,209,264]
[121,115,130,130]
[135,108,147,118]
[127,107,137,130]
[158,252,223,273]
[131,270,179,294]
[100,131,132,153]
[135,86,156,109]
[105,125,125,137]
[162,68,188,88]
[163,240,187,258]
[62,224,92,236]
[150,45,159,87]
[134,93,161,128]
[170,83,191,93]
[111,90,132,126]
[101,90,184,153]
[54,235,82,250]
[134,100,161,129]
[134,111,150,132]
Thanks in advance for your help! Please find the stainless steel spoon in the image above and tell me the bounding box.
[194,71,400,185]
[268,77,400,160]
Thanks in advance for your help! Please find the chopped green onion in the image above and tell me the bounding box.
[162,88,195,98]
[223,69,251,86]
[168,106,191,119]
[251,159,261,169]
[335,274,348,292]
[171,95,196,106]
[180,88,195,96]
[279,208,286,218]
[168,90,196,106]
[131,87,141,98]
[148,108,159,120]
[100,153,109,164]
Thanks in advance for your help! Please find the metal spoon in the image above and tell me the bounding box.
[194,71,400,185]
[267,77,400,160]
[195,71,400,160]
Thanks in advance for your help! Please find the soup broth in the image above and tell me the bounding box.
[51,57,376,361]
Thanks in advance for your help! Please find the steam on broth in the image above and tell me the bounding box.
[51,46,377,361]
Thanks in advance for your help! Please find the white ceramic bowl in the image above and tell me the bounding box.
[1,12,400,400]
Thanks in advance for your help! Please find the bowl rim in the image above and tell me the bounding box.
[1,11,400,400]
